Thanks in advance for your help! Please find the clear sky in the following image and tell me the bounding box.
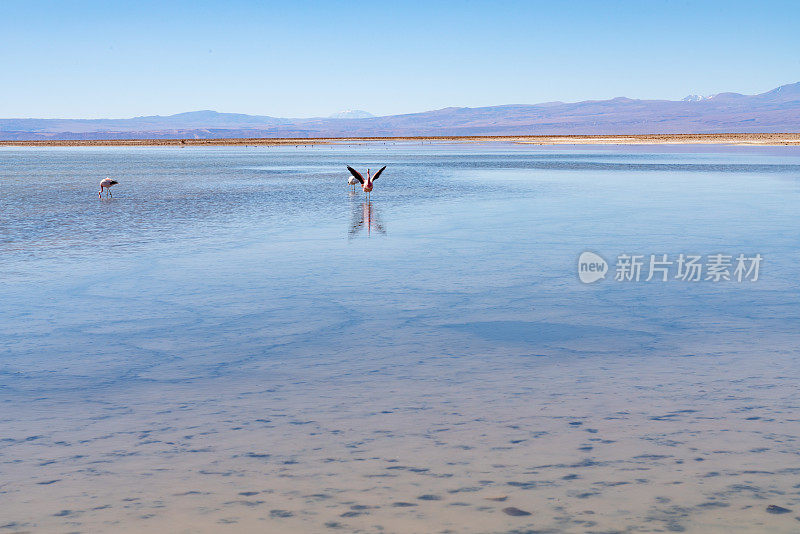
[1,0,798,118]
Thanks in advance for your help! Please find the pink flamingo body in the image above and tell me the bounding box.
[98,177,119,198]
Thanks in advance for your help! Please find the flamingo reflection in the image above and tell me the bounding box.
[349,201,386,238]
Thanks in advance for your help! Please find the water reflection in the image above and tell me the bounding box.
[349,201,386,238]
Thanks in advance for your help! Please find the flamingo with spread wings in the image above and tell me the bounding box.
[347,165,386,200]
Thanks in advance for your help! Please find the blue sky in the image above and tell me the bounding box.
[1,0,798,118]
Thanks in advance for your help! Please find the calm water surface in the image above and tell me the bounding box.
[1,144,799,533]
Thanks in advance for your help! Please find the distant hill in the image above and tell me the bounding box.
[1,83,799,140]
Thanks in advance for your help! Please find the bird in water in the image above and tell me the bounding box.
[347,165,386,200]
[348,175,358,192]
[98,177,119,198]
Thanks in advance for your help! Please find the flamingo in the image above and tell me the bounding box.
[346,165,386,200]
[348,175,358,192]
[98,177,119,198]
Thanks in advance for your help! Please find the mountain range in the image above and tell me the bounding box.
[1,83,798,140]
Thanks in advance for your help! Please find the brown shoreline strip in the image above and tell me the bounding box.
[1,133,799,147]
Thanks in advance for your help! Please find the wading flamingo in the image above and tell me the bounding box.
[98,177,119,198]
[348,176,358,191]
[346,165,386,200]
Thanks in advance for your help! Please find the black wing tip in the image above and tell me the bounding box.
[346,166,364,184]
[372,165,387,180]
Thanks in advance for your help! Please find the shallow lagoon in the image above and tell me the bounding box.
[1,144,800,532]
